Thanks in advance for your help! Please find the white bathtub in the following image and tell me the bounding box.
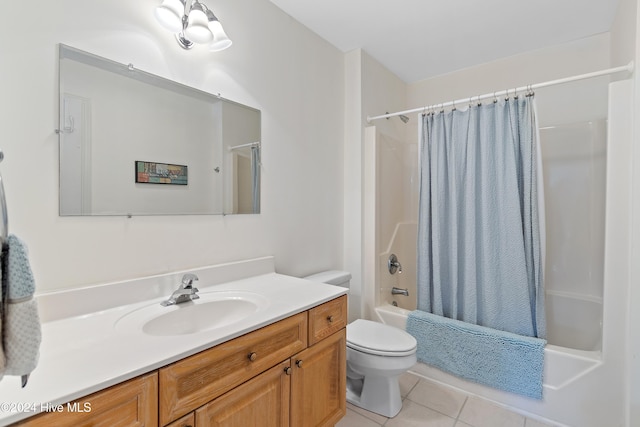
[545,291,603,351]
[364,81,630,427]
[374,303,603,426]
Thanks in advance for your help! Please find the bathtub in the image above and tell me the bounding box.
[374,300,604,426]
[545,290,603,351]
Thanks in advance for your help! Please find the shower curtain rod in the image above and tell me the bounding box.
[366,61,634,123]
[228,141,260,151]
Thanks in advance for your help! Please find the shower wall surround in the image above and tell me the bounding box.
[361,32,632,426]
[0,0,345,291]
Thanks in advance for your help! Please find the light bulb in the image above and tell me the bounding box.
[154,0,184,33]
[207,16,232,51]
[185,3,213,44]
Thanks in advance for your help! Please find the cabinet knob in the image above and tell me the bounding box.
[296,359,303,368]
[327,315,334,323]
[248,352,257,362]
[284,367,292,375]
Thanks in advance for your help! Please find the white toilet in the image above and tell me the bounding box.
[304,271,417,418]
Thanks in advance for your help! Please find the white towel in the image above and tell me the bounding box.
[2,235,41,378]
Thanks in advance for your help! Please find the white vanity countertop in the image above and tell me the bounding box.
[0,271,346,425]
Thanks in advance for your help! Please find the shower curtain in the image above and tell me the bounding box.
[417,96,546,339]
[251,146,260,214]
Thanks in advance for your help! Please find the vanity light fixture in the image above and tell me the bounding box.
[154,0,232,51]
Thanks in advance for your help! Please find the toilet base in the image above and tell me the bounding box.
[346,374,403,418]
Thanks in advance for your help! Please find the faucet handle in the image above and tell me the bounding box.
[388,254,402,275]
[182,273,199,286]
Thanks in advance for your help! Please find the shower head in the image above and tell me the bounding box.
[386,112,410,124]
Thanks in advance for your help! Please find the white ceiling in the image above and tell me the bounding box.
[269,0,621,83]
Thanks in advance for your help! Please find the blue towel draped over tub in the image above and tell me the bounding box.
[407,310,546,399]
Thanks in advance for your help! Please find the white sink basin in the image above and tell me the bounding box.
[115,291,269,336]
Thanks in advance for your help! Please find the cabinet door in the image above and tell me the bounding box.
[291,329,346,427]
[165,412,194,427]
[16,372,158,427]
[195,361,291,427]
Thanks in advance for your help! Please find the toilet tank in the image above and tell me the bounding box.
[304,270,352,288]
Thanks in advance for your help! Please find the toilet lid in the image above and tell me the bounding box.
[347,319,417,357]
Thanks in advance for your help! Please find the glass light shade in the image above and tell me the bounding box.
[154,0,184,33]
[208,20,232,51]
[185,7,213,43]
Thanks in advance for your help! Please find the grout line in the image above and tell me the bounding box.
[404,375,421,398]
[456,396,469,421]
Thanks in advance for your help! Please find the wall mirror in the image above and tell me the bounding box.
[58,44,261,216]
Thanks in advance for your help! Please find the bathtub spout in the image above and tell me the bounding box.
[391,287,409,296]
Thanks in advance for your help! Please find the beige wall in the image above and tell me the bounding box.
[0,0,345,291]
[611,0,637,72]
[623,0,640,422]
[407,33,612,126]
[344,50,409,320]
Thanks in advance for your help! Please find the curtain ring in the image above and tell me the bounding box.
[452,100,456,112]
[493,91,498,103]
[477,95,482,107]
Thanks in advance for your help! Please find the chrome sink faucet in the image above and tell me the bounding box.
[161,273,200,306]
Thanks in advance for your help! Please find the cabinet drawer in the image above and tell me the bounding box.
[159,312,307,425]
[17,372,158,427]
[308,295,347,345]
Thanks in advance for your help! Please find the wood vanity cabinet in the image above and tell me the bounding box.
[195,360,292,426]
[161,294,347,427]
[308,294,348,345]
[164,412,195,427]
[290,328,346,427]
[12,295,347,427]
[15,372,158,427]
[193,328,346,427]
[159,311,308,424]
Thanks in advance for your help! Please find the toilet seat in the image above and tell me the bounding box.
[347,319,417,357]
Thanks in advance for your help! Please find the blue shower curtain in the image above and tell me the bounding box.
[417,96,546,339]
[251,146,261,214]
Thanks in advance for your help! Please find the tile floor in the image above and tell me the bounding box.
[336,373,560,427]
